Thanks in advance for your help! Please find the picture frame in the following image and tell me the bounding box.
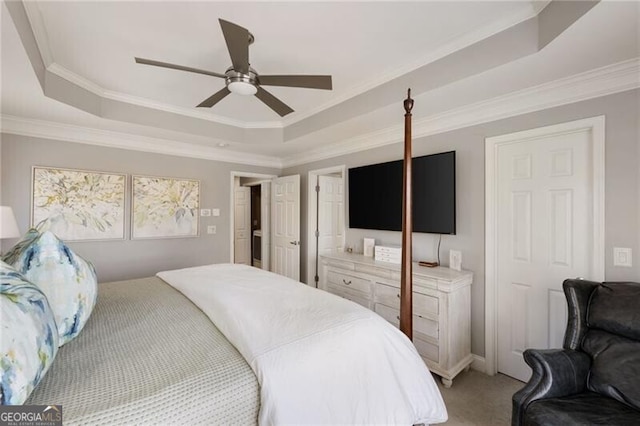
[131,175,200,239]
[363,238,375,257]
[449,249,462,271]
[31,166,126,241]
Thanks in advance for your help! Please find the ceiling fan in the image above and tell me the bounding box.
[135,19,333,117]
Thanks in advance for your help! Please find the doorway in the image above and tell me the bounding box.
[485,117,605,381]
[306,165,346,287]
[230,171,277,270]
[271,175,301,281]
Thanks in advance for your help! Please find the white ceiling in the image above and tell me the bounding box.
[32,1,535,122]
[1,1,639,165]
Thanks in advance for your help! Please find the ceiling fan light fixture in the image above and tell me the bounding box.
[136,19,332,115]
[228,80,257,96]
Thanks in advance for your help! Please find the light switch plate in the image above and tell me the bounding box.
[212,208,220,217]
[200,209,211,217]
[207,225,216,234]
[613,247,632,267]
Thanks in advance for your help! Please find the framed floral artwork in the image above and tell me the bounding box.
[132,175,200,239]
[31,166,126,241]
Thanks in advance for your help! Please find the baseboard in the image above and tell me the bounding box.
[470,354,487,374]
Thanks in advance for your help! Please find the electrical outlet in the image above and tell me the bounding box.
[212,209,220,217]
[200,209,211,217]
[613,247,632,267]
[207,225,217,234]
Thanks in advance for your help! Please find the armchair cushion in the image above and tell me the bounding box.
[525,392,640,426]
[582,330,640,410]
[589,283,640,341]
[582,283,640,411]
[522,349,590,398]
[512,349,590,426]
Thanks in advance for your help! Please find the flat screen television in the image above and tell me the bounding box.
[348,151,456,234]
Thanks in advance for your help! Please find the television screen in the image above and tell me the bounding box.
[348,151,456,234]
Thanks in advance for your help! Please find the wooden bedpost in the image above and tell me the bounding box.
[400,89,413,339]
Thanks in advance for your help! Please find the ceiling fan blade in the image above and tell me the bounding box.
[259,75,333,90]
[218,19,250,74]
[197,87,231,108]
[135,57,226,79]
[255,87,294,117]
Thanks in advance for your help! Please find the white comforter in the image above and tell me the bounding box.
[158,264,447,425]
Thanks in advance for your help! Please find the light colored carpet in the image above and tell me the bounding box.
[436,369,524,425]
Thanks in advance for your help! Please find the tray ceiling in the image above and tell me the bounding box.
[1,1,638,165]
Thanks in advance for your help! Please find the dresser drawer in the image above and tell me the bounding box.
[375,304,439,362]
[416,292,439,317]
[414,336,439,363]
[374,283,439,318]
[328,284,370,309]
[374,303,438,340]
[374,282,401,307]
[327,269,371,296]
[374,303,400,326]
[414,314,439,340]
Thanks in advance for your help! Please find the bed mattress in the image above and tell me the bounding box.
[26,277,260,425]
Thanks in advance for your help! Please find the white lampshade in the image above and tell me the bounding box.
[0,206,20,239]
[228,81,257,96]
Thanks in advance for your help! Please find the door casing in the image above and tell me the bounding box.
[233,186,251,264]
[229,171,277,264]
[306,165,346,286]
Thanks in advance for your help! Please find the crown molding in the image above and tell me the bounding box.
[281,58,640,168]
[21,0,53,67]
[102,90,282,129]
[3,59,636,170]
[47,63,104,96]
[46,63,283,129]
[280,4,542,127]
[0,115,283,169]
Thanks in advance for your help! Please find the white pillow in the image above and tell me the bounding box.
[0,261,59,404]
[8,231,98,346]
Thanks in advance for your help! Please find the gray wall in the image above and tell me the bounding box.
[2,89,638,358]
[0,134,279,282]
[283,89,640,357]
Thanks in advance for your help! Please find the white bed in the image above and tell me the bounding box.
[158,263,447,425]
[29,263,447,425]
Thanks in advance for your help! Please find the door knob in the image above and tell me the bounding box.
[289,241,299,245]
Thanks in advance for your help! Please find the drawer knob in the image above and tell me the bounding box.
[343,279,352,285]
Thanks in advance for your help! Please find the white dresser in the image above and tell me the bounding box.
[319,252,473,387]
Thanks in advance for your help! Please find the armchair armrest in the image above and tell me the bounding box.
[512,349,591,426]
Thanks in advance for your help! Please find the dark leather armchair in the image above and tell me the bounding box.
[512,279,640,426]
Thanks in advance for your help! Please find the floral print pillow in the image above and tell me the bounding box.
[7,231,98,346]
[1,261,58,405]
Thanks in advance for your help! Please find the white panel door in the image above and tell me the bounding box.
[271,175,300,280]
[496,128,597,382]
[260,181,271,271]
[318,175,345,255]
[234,186,251,265]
